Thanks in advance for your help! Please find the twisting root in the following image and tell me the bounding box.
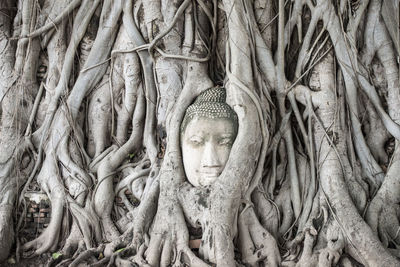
[238,205,281,267]
[68,244,105,267]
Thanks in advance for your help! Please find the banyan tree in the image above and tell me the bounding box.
[0,0,399,266]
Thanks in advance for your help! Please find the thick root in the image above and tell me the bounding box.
[143,203,208,267]
[0,204,14,261]
[238,206,281,267]
[23,188,64,255]
[61,222,87,257]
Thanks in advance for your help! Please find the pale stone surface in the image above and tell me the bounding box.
[181,117,236,187]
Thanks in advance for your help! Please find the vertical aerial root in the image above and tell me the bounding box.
[252,189,279,237]
[68,199,98,249]
[58,136,91,191]
[0,204,14,261]
[276,179,294,236]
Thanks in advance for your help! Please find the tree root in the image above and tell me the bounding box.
[238,205,281,267]
[61,222,86,256]
[367,196,400,248]
[69,244,105,267]
[143,200,208,267]
[22,184,64,255]
[0,204,14,261]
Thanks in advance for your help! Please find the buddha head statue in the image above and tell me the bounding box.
[180,87,238,187]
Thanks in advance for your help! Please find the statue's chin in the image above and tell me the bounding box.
[187,170,221,187]
[197,174,219,187]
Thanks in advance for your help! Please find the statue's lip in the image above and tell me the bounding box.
[199,168,221,177]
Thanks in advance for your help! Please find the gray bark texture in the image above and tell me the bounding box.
[0,0,399,266]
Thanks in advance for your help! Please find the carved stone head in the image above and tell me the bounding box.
[181,87,238,187]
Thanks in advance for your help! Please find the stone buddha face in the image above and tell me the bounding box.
[181,88,238,187]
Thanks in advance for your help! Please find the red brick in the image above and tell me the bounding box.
[189,239,201,249]
[28,208,37,213]
[39,208,50,213]
[34,218,46,224]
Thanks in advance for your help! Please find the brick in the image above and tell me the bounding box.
[28,208,37,213]
[189,239,201,249]
[124,189,132,195]
[39,208,50,213]
[34,218,46,224]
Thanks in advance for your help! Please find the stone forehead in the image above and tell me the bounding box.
[181,87,238,133]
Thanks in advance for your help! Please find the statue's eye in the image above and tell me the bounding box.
[189,136,204,146]
[219,137,233,146]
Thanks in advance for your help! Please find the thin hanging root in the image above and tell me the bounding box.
[25,80,45,136]
[16,0,102,232]
[58,136,91,188]
[34,0,101,161]
[68,201,96,249]
[276,0,302,219]
[22,0,82,39]
[147,0,191,53]
[93,89,146,239]
[123,0,159,163]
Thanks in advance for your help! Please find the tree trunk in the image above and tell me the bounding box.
[0,0,399,266]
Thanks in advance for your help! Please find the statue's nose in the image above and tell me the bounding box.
[201,141,221,168]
